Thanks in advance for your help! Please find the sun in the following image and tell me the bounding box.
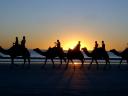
[63,41,77,50]
[60,33,93,50]
[63,40,91,50]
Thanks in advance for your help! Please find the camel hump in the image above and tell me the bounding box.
[123,48,128,54]
[124,48,128,51]
[93,47,106,55]
[9,44,27,53]
[98,47,104,50]
[96,47,105,52]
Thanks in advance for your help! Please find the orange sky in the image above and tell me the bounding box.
[0,0,128,51]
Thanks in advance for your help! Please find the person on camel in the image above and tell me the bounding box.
[13,37,19,47]
[74,41,81,52]
[21,36,26,48]
[12,36,20,51]
[56,40,61,49]
[94,41,98,50]
[54,40,62,53]
[102,41,106,51]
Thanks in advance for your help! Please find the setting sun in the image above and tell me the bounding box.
[59,31,93,50]
[63,40,78,50]
[62,40,92,50]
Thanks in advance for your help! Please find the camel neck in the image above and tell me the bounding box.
[113,50,120,56]
[84,50,92,57]
[0,48,9,55]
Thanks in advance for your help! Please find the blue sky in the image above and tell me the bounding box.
[0,0,128,50]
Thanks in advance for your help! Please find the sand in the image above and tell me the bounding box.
[0,63,128,96]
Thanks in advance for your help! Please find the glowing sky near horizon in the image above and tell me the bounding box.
[0,0,128,50]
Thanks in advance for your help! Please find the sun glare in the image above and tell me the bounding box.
[74,62,78,65]
[64,41,77,50]
[60,33,93,50]
[63,40,91,50]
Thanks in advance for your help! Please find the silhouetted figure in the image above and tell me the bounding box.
[1,36,30,69]
[55,40,61,49]
[94,41,98,50]
[13,37,19,47]
[21,36,26,48]
[12,37,20,52]
[74,41,81,51]
[0,42,30,69]
[82,47,110,70]
[65,41,85,69]
[33,47,66,69]
[110,49,128,68]
[54,40,62,55]
[102,41,105,50]
[66,47,84,69]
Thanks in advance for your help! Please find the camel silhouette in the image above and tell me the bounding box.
[65,48,84,69]
[82,47,110,70]
[0,45,30,69]
[33,47,66,68]
[110,48,128,68]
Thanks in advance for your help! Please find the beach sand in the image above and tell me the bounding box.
[0,63,128,96]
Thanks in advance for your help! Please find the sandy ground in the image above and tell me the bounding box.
[0,63,128,96]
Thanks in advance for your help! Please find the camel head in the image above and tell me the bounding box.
[33,48,40,52]
[110,49,116,53]
[81,47,88,52]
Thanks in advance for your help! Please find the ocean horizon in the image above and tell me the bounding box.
[0,49,124,65]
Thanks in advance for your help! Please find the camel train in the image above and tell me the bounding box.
[110,48,128,68]
[0,37,128,70]
[33,40,85,69]
[0,36,30,69]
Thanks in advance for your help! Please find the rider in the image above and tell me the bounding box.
[102,41,105,51]
[56,40,61,49]
[94,41,98,50]
[12,37,19,51]
[54,40,62,52]
[14,37,19,47]
[21,36,26,48]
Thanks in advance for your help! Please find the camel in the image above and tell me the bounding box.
[110,48,128,68]
[33,47,66,68]
[0,45,30,69]
[65,48,85,69]
[82,47,110,70]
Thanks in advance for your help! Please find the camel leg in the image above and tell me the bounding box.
[106,59,111,69]
[58,58,62,68]
[103,58,110,70]
[27,57,31,69]
[88,59,93,70]
[80,59,84,69]
[22,58,26,69]
[64,58,67,63]
[103,59,107,70]
[42,58,47,69]
[83,58,86,63]
[65,59,69,69]
[51,58,55,68]
[108,59,111,69]
[95,59,99,70]
[119,59,123,69]
[10,58,14,69]
[60,57,63,67]
[70,59,75,70]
